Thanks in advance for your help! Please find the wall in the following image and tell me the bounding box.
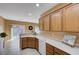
[4,19,38,40]
[0,16,5,29]
[0,16,5,25]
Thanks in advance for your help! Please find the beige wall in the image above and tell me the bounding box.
[0,16,5,32]
[39,31,79,44]
[0,16,5,26]
[4,19,38,40]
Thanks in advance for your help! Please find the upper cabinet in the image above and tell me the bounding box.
[39,15,50,31]
[63,4,79,32]
[50,10,62,31]
[39,3,79,32]
[39,17,44,30]
[43,15,50,31]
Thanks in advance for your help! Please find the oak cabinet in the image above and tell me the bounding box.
[54,52,60,55]
[39,17,44,30]
[21,37,28,49]
[27,37,36,48]
[54,47,70,55]
[35,38,39,51]
[43,15,50,31]
[21,37,39,51]
[39,15,50,31]
[63,4,79,32]
[50,10,62,31]
[46,43,70,55]
[39,4,79,32]
[46,43,54,55]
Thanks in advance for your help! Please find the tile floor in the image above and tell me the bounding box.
[3,36,40,55]
[21,48,40,55]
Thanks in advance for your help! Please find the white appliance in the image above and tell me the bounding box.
[39,39,46,55]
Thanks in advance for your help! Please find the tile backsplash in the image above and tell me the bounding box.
[39,30,79,44]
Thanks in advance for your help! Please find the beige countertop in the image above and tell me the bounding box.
[21,34,79,55]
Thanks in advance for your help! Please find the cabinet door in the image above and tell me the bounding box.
[63,4,79,32]
[54,47,69,55]
[27,37,36,48]
[21,37,28,49]
[43,15,50,31]
[46,43,54,55]
[35,38,39,51]
[46,51,53,55]
[39,18,44,30]
[50,10,62,31]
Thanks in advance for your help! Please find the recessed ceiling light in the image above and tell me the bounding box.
[36,3,39,7]
[28,13,32,16]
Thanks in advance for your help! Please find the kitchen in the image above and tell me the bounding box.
[0,3,79,55]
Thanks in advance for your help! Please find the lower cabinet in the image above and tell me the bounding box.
[21,37,39,51]
[54,47,70,55]
[27,37,36,48]
[21,37,70,55]
[46,43,70,55]
[20,37,28,49]
[46,43,54,55]
[35,38,39,51]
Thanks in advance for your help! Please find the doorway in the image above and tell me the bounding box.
[11,25,25,39]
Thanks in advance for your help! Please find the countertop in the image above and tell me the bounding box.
[21,34,79,55]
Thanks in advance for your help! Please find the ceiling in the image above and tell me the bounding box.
[0,3,57,23]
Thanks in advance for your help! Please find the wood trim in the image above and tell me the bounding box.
[49,14,51,31]
[39,17,44,31]
[41,3,71,17]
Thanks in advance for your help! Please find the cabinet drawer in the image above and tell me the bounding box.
[46,46,54,54]
[46,43,54,50]
[54,47,69,55]
[46,51,53,55]
[46,43,54,55]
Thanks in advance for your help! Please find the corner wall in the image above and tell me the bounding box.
[4,19,38,40]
